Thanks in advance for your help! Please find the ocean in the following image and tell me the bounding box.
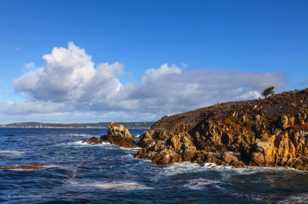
[0,128,307,204]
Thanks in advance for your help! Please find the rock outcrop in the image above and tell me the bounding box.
[135,89,308,171]
[82,122,136,148]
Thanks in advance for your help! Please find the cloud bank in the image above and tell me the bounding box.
[5,42,284,122]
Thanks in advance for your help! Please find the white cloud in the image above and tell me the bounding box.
[126,66,283,116]
[24,62,36,70]
[6,42,285,122]
[0,101,66,115]
[14,42,123,105]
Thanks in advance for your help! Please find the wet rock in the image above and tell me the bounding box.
[0,163,47,171]
[223,152,239,164]
[82,137,102,145]
[153,150,172,165]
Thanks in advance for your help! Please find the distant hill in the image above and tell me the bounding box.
[1,122,153,129]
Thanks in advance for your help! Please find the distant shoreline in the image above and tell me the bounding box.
[0,122,153,129]
[0,127,150,129]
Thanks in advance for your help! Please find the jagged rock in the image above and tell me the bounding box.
[82,122,136,148]
[138,130,154,147]
[135,88,308,171]
[103,122,136,148]
[280,115,289,129]
[223,152,240,164]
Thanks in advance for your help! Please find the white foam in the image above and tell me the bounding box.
[57,133,99,137]
[0,150,24,157]
[119,146,142,151]
[226,192,308,204]
[161,162,205,176]
[70,133,99,137]
[72,181,153,191]
[278,193,308,204]
[160,162,230,176]
[62,140,142,152]
[160,162,305,176]
[60,140,111,147]
[184,178,221,190]
[228,166,306,175]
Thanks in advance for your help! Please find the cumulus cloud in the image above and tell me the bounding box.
[15,42,123,104]
[8,42,285,121]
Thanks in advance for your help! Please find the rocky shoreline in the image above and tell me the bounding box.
[1,88,307,171]
[82,88,308,171]
[137,88,308,171]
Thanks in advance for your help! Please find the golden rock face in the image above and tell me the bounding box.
[136,89,308,171]
[82,122,136,148]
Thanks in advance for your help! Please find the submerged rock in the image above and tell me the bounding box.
[82,122,136,148]
[135,88,308,171]
[0,163,47,171]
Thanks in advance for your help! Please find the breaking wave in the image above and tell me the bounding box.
[71,180,153,191]
[57,140,111,147]
[278,193,308,204]
[160,161,303,176]
[0,150,24,157]
[184,178,222,190]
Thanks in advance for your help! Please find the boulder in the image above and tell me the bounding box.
[103,122,136,148]
[81,123,136,148]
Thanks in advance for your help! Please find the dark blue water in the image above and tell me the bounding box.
[0,128,307,204]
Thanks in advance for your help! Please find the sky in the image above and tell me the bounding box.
[0,0,307,123]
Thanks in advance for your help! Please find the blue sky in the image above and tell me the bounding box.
[0,0,307,123]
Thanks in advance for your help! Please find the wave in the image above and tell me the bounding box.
[278,193,308,204]
[160,162,305,176]
[160,162,207,176]
[0,150,24,157]
[57,140,112,147]
[71,180,153,191]
[59,140,142,153]
[226,191,308,204]
[67,133,100,137]
[184,178,222,190]
[119,146,142,151]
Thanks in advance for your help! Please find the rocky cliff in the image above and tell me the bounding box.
[135,89,308,171]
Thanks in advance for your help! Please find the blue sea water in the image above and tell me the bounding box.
[0,128,307,204]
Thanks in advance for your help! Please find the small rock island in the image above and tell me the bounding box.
[84,88,308,171]
[82,122,137,148]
